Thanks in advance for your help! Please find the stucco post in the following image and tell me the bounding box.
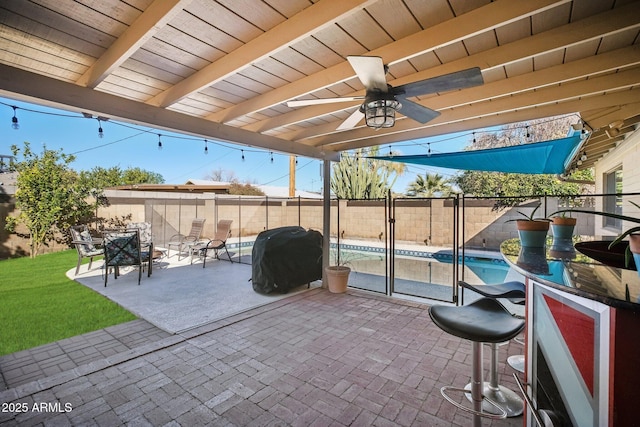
[322,159,331,287]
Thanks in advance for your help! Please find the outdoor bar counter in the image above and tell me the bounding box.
[500,238,640,427]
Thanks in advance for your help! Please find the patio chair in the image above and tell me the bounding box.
[102,229,152,286]
[167,218,206,259]
[191,219,233,267]
[69,225,104,275]
[126,221,153,250]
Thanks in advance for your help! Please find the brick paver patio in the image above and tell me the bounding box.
[0,288,524,426]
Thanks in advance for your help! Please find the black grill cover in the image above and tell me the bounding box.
[251,226,323,294]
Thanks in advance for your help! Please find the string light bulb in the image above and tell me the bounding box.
[581,151,587,162]
[97,119,104,138]
[11,106,19,130]
[241,149,245,161]
[427,143,431,157]
[526,126,530,139]
[472,131,476,144]
[157,134,162,150]
[204,139,208,155]
[270,151,274,163]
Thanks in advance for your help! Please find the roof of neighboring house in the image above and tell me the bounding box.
[106,180,322,198]
[185,179,322,198]
[107,183,230,194]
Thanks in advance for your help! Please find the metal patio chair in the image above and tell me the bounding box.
[69,225,103,275]
[167,218,206,259]
[190,219,233,267]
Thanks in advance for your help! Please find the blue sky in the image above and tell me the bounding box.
[0,96,473,193]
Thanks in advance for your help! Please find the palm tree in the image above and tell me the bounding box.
[406,173,453,197]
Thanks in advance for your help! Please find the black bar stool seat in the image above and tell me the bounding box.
[430,297,524,342]
[429,298,525,425]
[459,281,526,417]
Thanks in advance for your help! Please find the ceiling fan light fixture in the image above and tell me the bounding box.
[363,96,400,129]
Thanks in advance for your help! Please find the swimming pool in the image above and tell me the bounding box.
[330,243,514,301]
[229,239,515,302]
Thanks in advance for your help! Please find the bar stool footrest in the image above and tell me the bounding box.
[440,386,507,420]
[464,382,524,417]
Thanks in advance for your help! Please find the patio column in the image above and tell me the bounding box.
[322,159,331,287]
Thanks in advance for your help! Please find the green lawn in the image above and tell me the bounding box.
[0,250,137,356]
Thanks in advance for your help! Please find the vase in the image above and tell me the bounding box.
[551,217,576,241]
[325,266,350,293]
[516,246,550,275]
[516,220,550,248]
[629,235,640,276]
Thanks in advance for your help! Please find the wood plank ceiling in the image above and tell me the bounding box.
[0,0,639,170]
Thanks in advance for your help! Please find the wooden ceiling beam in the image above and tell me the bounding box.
[217,0,566,125]
[313,88,640,152]
[581,102,640,130]
[76,0,190,88]
[282,59,640,143]
[0,63,338,161]
[246,8,640,135]
[321,77,640,149]
[146,0,376,108]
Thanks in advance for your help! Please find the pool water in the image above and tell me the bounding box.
[333,246,514,301]
[231,240,514,302]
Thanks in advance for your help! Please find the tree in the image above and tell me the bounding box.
[452,116,594,208]
[5,143,94,257]
[205,168,238,182]
[228,182,265,195]
[121,167,164,185]
[78,166,164,188]
[204,168,263,195]
[331,147,405,199]
[406,173,454,197]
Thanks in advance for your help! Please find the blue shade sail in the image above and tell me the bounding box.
[370,133,583,174]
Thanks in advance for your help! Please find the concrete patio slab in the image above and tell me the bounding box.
[69,253,321,334]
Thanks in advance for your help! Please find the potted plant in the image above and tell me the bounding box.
[506,203,551,248]
[554,201,640,270]
[550,212,577,240]
[325,248,351,293]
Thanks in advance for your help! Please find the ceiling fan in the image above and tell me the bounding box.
[287,56,483,130]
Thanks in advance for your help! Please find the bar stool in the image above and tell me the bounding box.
[459,281,526,417]
[429,297,525,427]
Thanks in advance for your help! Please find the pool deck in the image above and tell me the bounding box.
[0,247,524,426]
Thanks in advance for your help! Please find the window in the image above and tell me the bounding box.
[603,167,622,230]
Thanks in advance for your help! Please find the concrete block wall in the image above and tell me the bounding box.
[96,192,599,252]
[2,189,605,259]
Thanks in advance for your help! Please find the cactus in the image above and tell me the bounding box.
[330,147,404,199]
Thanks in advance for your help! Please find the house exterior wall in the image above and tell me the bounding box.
[593,127,640,237]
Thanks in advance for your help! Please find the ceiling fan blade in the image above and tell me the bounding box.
[397,97,440,124]
[337,108,365,130]
[287,96,363,107]
[347,56,388,92]
[395,67,484,98]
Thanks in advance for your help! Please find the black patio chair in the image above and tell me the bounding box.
[102,229,152,287]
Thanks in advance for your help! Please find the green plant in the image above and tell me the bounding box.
[506,203,552,222]
[552,209,573,218]
[553,201,640,265]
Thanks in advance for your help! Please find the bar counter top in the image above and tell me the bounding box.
[500,238,640,311]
